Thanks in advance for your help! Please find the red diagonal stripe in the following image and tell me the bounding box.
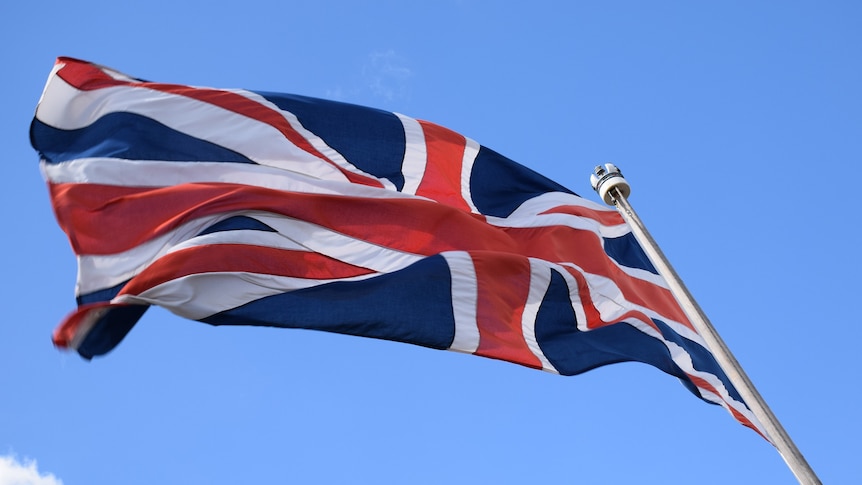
[687,374,768,441]
[119,244,374,297]
[414,120,472,212]
[472,252,542,369]
[49,182,514,256]
[513,226,691,329]
[540,204,625,227]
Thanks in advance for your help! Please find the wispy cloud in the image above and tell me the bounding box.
[324,50,413,105]
[0,455,63,485]
[362,49,413,103]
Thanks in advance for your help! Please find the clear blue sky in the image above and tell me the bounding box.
[2,1,859,483]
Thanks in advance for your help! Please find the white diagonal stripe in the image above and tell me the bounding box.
[460,137,481,214]
[396,113,427,195]
[521,259,558,373]
[113,271,377,320]
[36,74,346,181]
[442,251,479,354]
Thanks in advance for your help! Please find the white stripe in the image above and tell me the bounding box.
[610,261,668,291]
[113,271,377,320]
[558,261,702,346]
[76,210,425,295]
[75,210,309,295]
[484,192,669,289]
[484,191,631,239]
[395,113,427,195]
[506,190,615,217]
[166,223,306,255]
[36,74,347,182]
[551,264,590,335]
[521,259,558,373]
[442,251,480,354]
[460,137,481,213]
[256,214,423,273]
[36,62,64,108]
[75,213,242,294]
[41,158,416,201]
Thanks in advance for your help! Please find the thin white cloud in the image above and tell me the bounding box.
[363,49,413,102]
[325,86,347,101]
[322,50,413,104]
[0,455,63,485]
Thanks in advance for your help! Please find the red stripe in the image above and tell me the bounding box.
[52,301,115,349]
[564,265,604,325]
[119,244,374,297]
[414,120,472,212]
[472,252,542,369]
[560,265,665,333]
[539,204,625,227]
[511,225,691,329]
[687,374,768,441]
[49,182,515,256]
[51,181,689,327]
[54,57,127,90]
[53,58,384,189]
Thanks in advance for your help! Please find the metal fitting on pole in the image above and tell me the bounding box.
[590,163,631,205]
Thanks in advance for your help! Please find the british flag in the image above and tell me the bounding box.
[31,57,766,439]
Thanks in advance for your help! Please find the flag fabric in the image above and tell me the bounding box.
[31,57,766,439]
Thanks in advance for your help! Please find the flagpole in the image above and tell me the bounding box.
[589,164,821,485]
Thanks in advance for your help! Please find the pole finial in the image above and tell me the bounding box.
[590,163,631,205]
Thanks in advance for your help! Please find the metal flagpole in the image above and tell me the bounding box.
[589,164,821,485]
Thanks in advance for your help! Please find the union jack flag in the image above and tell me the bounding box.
[31,57,766,439]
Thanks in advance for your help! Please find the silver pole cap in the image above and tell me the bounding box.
[590,163,631,205]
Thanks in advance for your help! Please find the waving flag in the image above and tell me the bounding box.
[31,57,765,438]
